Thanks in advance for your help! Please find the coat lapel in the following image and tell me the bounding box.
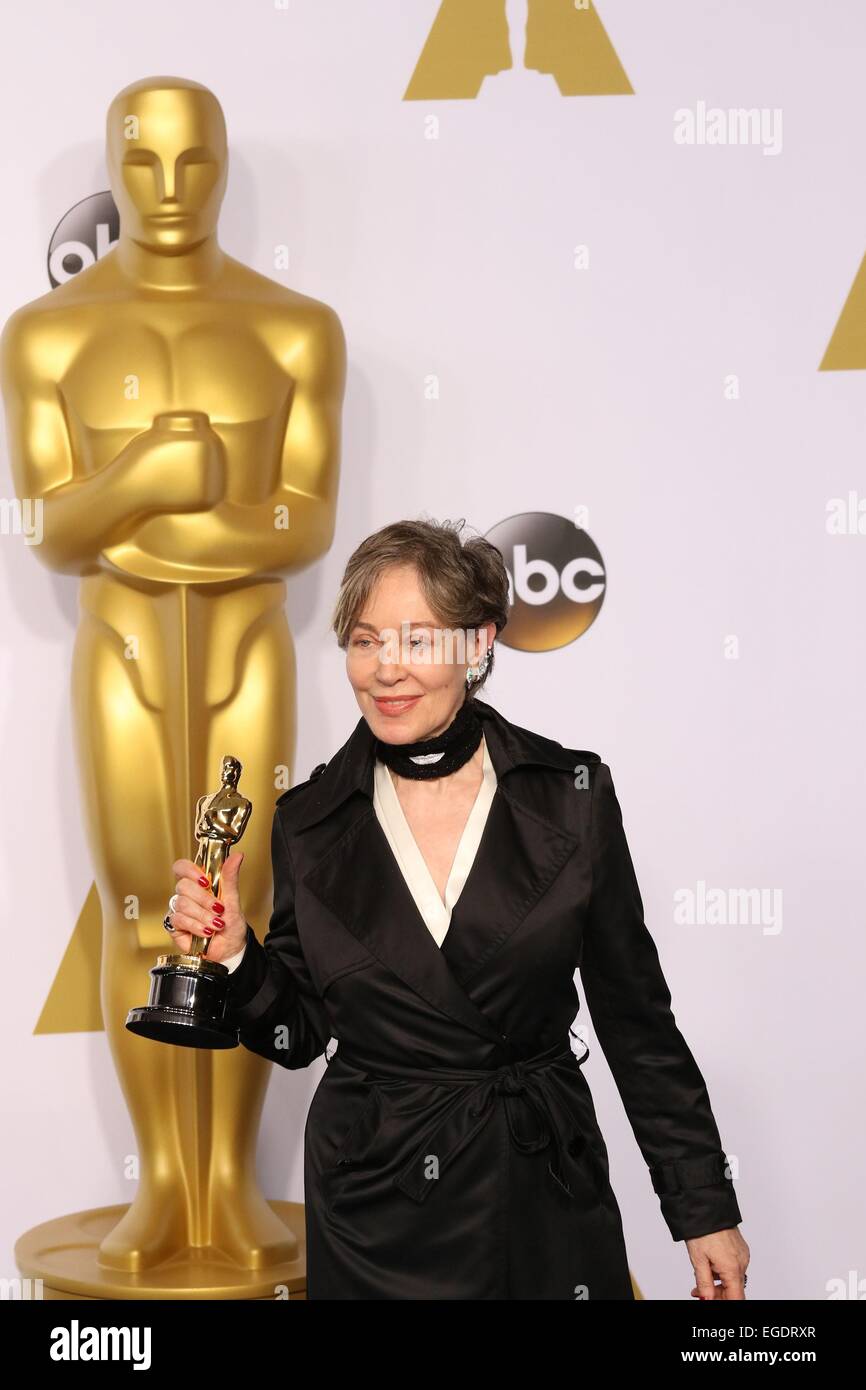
[294,699,595,1047]
[437,785,580,985]
[302,806,508,1045]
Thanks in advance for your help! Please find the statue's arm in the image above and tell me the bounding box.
[234,802,253,841]
[269,301,347,571]
[0,309,162,574]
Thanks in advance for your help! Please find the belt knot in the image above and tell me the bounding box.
[471,1061,528,1109]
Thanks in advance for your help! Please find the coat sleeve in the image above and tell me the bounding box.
[579,760,743,1242]
[223,807,333,1069]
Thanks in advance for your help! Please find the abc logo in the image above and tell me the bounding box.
[47,192,119,288]
[484,512,606,652]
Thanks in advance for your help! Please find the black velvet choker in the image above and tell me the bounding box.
[374,696,483,780]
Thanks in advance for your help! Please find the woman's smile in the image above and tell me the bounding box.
[373,695,423,716]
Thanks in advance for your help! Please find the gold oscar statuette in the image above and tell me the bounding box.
[127,754,251,1048]
[2,72,345,1289]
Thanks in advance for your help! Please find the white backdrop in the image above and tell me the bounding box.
[1,0,864,1301]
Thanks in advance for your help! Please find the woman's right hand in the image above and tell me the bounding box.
[167,851,247,962]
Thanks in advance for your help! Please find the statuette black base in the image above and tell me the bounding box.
[126,953,239,1049]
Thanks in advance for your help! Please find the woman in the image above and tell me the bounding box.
[167,518,749,1301]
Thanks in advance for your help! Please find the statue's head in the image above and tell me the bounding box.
[106,76,228,252]
[221,756,242,787]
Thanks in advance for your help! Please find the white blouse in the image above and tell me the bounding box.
[223,734,497,971]
[372,732,497,946]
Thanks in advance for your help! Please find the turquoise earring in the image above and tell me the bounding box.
[465,649,491,687]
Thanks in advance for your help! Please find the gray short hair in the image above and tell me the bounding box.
[330,516,509,695]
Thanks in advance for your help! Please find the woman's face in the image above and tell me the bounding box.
[346,564,495,743]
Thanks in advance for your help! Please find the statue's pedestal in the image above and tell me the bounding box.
[15,1201,307,1300]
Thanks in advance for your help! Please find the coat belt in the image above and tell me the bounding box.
[333,1038,601,1206]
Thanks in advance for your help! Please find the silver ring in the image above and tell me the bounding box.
[163,913,176,934]
[169,893,179,912]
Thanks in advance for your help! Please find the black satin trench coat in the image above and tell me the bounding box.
[224,698,742,1300]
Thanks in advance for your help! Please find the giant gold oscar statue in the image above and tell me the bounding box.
[0,75,346,1299]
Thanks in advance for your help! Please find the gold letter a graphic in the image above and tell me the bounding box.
[404,0,633,101]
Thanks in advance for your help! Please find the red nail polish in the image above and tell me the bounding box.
[204,927,214,936]
[213,901,225,915]
[212,919,222,929]
[198,875,209,887]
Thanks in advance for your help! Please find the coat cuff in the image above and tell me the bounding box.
[649,1152,743,1241]
[223,924,274,1024]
